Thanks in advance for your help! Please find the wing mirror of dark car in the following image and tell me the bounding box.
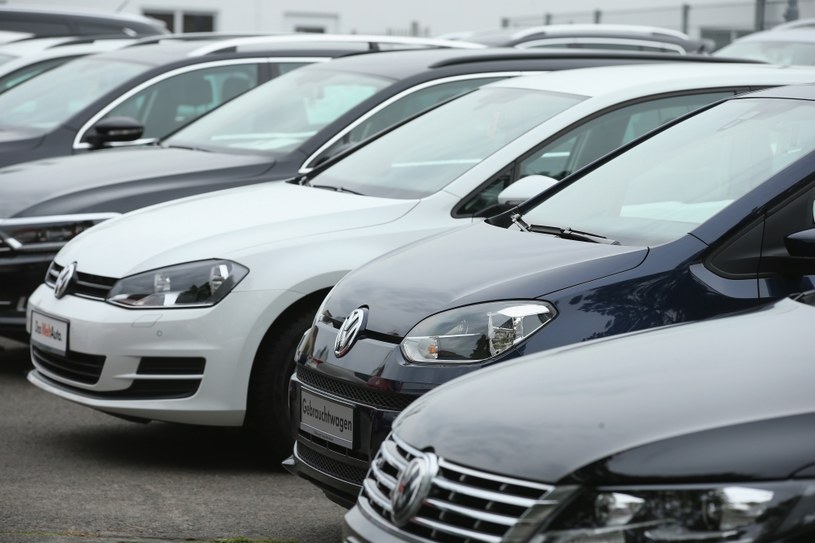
[786,228,815,258]
[86,116,145,149]
[497,175,559,206]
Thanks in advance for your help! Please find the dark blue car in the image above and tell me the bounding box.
[286,83,815,507]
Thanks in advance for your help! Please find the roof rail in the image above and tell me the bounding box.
[510,23,692,41]
[188,33,485,56]
[127,32,278,48]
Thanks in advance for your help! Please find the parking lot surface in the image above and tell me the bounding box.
[0,340,344,543]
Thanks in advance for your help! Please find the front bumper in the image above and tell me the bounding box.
[287,367,406,508]
[26,282,286,426]
[0,251,53,340]
[343,505,413,543]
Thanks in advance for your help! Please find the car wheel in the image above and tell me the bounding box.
[247,307,315,463]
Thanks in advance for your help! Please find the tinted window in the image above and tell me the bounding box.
[168,67,391,155]
[97,63,260,140]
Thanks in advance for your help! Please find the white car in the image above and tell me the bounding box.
[26,63,815,460]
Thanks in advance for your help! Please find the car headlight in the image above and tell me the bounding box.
[401,300,555,363]
[106,259,248,309]
[533,482,811,543]
[0,214,119,253]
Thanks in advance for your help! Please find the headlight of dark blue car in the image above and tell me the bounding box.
[401,300,556,363]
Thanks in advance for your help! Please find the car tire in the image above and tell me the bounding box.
[247,307,315,463]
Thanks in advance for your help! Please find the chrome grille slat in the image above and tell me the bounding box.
[44,261,117,300]
[370,459,397,490]
[361,432,564,543]
[424,497,518,526]
[362,478,393,512]
[433,477,539,508]
[412,516,502,543]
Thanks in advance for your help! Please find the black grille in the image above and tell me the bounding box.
[297,365,416,411]
[31,345,105,385]
[137,357,205,375]
[45,262,117,300]
[296,441,370,485]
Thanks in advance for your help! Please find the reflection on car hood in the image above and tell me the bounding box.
[325,221,647,337]
[57,182,416,278]
[0,147,273,218]
[395,297,815,483]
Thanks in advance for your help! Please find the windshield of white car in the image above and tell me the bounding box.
[519,98,815,246]
[0,57,149,133]
[308,87,585,198]
[166,67,392,156]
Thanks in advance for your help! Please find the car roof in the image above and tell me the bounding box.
[83,33,485,68]
[0,5,166,28]
[729,28,815,44]
[445,24,699,49]
[490,62,815,98]
[735,82,815,100]
[0,35,135,58]
[302,47,753,80]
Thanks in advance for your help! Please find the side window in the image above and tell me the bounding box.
[272,62,312,77]
[309,76,506,167]
[518,91,734,181]
[94,64,260,140]
[457,167,515,217]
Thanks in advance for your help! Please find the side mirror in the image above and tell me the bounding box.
[497,175,559,206]
[86,116,144,149]
[785,228,815,257]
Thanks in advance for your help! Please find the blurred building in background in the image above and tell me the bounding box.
[0,0,809,49]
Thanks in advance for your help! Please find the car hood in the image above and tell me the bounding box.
[394,297,815,484]
[325,221,647,337]
[57,182,417,278]
[0,146,274,218]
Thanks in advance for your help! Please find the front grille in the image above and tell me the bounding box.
[297,364,416,411]
[296,441,370,485]
[360,433,568,543]
[31,344,105,385]
[45,262,117,301]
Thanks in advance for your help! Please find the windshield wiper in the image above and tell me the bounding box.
[308,183,365,196]
[527,223,620,245]
[160,142,211,152]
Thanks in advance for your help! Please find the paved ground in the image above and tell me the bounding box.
[0,341,345,543]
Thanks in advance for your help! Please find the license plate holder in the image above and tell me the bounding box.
[299,388,355,449]
[30,311,69,356]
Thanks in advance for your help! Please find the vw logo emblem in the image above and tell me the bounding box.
[390,452,438,527]
[334,308,367,357]
[53,262,77,299]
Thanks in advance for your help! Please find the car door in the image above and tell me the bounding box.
[453,89,738,218]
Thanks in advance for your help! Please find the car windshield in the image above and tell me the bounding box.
[520,97,815,246]
[0,56,148,133]
[166,67,392,155]
[715,40,815,65]
[309,87,585,199]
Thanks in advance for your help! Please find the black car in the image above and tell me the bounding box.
[0,6,168,37]
[344,292,815,543]
[0,35,382,169]
[444,23,710,53]
[0,48,741,340]
[287,83,815,507]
